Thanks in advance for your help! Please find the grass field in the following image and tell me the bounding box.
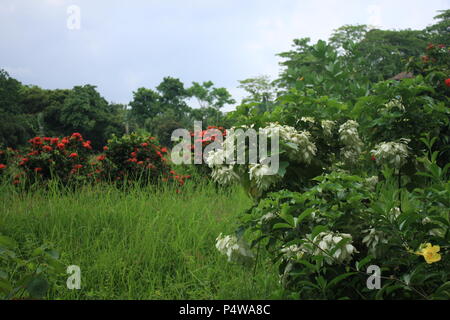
[0,180,279,299]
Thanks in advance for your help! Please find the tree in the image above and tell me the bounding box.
[0,70,36,146]
[59,85,123,149]
[426,9,450,46]
[129,87,161,127]
[187,81,235,125]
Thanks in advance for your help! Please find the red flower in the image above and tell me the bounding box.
[445,78,450,87]
[141,143,148,147]
[128,158,138,163]
[83,141,92,149]
[13,180,20,185]
[73,164,83,169]
[103,146,109,151]
[69,153,78,158]
[51,138,59,145]
[161,147,168,153]
[61,138,69,144]
[438,44,445,49]
[426,43,434,50]
[131,152,137,158]
[97,155,106,161]
[34,167,43,172]
[0,164,6,170]
[43,145,53,152]
[371,155,376,161]
[57,143,65,150]
[137,161,144,165]
[71,133,83,140]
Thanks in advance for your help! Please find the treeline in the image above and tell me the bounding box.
[1,10,448,150]
[0,73,235,150]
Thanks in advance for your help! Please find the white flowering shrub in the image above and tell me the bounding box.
[371,139,410,169]
[205,123,322,199]
[215,233,254,265]
[223,151,450,299]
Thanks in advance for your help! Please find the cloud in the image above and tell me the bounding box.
[0,0,448,110]
[367,4,382,27]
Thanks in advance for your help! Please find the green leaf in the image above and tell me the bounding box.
[26,276,49,299]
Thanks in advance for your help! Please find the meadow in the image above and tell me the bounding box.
[0,180,279,299]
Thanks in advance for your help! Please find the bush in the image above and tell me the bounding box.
[97,133,188,187]
[15,133,93,186]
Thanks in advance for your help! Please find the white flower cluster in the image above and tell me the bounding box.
[259,123,317,164]
[248,163,280,191]
[362,228,387,257]
[310,232,358,265]
[210,164,240,185]
[364,176,379,189]
[207,123,317,192]
[215,233,254,263]
[300,117,315,124]
[371,139,410,169]
[280,245,304,260]
[384,98,406,112]
[259,211,277,224]
[321,120,336,137]
[339,120,363,164]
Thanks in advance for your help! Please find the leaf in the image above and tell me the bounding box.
[328,272,357,288]
[0,235,18,249]
[26,276,49,299]
[272,223,292,230]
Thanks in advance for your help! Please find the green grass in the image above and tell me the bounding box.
[0,180,279,299]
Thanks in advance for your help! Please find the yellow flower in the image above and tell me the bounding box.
[415,243,441,264]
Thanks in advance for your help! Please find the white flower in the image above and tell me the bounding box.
[371,139,409,169]
[339,120,362,146]
[362,228,387,257]
[280,245,304,260]
[215,233,254,263]
[384,98,406,112]
[321,120,335,137]
[365,176,379,189]
[311,232,358,265]
[259,212,277,224]
[211,164,240,185]
[249,163,280,191]
[387,207,401,222]
[339,120,363,164]
[300,117,315,124]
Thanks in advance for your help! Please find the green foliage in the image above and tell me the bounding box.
[0,234,64,300]
[100,133,187,187]
[15,133,94,186]
[59,85,124,149]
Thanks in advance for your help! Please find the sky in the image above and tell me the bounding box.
[1,0,449,111]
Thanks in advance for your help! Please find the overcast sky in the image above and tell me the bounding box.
[1,0,448,111]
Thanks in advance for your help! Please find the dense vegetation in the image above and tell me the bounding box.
[0,10,449,300]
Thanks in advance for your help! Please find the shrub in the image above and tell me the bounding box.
[15,133,93,186]
[0,233,64,300]
[98,133,188,187]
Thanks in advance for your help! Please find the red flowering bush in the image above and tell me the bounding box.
[408,43,450,91]
[0,147,7,177]
[96,133,188,186]
[15,133,93,185]
[189,126,227,176]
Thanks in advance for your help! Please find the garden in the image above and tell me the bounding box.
[0,9,449,300]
